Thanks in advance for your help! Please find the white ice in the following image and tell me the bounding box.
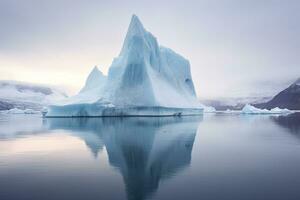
[201,104,216,113]
[241,104,293,114]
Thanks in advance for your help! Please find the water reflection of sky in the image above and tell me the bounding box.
[1,114,300,200]
[0,115,202,200]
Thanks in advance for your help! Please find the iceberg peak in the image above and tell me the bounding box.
[79,66,106,94]
[91,65,101,74]
[127,14,145,36]
[120,15,149,55]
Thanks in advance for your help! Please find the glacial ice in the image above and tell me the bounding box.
[241,104,293,114]
[46,15,203,117]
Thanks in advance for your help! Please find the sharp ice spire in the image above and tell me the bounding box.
[120,15,148,54]
[91,66,102,75]
[127,14,145,36]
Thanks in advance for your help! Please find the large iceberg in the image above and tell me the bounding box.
[46,15,203,117]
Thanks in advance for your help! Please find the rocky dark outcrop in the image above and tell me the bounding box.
[255,78,300,110]
[0,101,14,110]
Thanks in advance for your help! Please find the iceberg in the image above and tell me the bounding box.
[241,104,293,114]
[219,109,236,114]
[269,107,293,114]
[201,105,216,113]
[46,15,203,117]
[224,109,233,113]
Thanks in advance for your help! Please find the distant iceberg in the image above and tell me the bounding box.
[241,104,293,114]
[46,15,203,117]
[202,105,216,113]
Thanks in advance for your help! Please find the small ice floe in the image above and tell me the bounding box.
[241,104,293,114]
[216,109,239,114]
[203,106,216,113]
[224,109,234,113]
[222,109,237,114]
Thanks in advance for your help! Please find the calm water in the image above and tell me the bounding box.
[1,113,300,200]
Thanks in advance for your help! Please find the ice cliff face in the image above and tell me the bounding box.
[47,15,201,116]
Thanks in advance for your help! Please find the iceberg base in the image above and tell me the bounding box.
[45,104,203,117]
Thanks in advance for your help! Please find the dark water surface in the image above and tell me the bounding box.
[1,113,300,200]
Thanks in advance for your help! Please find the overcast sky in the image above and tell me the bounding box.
[0,0,299,98]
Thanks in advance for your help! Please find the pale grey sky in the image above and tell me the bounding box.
[0,0,299,98]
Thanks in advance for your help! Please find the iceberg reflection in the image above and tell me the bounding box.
[46,116,202,200]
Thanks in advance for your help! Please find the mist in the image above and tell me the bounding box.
[0,0,299,98]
